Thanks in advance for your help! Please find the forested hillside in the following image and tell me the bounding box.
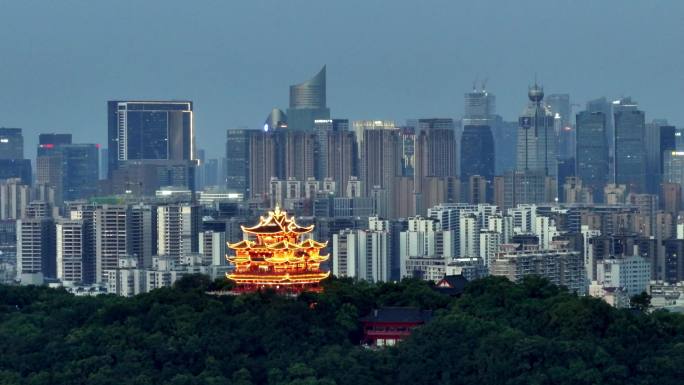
[0,276,682,385]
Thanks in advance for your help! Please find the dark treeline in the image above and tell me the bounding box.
[0,276,683,385]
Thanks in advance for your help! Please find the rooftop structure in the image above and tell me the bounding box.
[226,206,329,293]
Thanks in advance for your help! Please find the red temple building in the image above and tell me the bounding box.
[360,307,433,347]
[226,206,329,293]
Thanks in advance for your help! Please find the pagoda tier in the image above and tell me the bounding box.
[226,207,329,293]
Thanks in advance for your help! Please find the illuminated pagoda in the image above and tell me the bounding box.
[226,206,329,293]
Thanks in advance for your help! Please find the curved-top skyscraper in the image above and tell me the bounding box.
[286,66,330,130]
[290,65,326,109]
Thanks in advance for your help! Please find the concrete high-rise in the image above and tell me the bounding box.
[314,119,350,180]
[358,124,401,199]
[157,204,200,260]
[613,98,646,193]
[16,217,55,285]
[0,178,29,220]
[248,131,276,200]
[315,119,356,195]
[127,203,157,268]
[286,66,330,131]
[95,205,128,283]
[56,219,85,283]
[107,101,195,177]
[576,111,609,202]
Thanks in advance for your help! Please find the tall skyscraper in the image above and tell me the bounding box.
[414,119,457,178]
[576,111,609,202]
[314,119,350,180]
[36,133,72,204]
[359,124,401,198]
[516,84,557,178]
[225,129,252,197]
[513,85,557,203]
[286,66,330,131]
[613,98,646,193]
[463,85,496,127]
[0,128,23,160]
[315,119,356,195]
[248,131,276,200]
[107,101,195,177]
[61,144,99,201]
[645,120,676,194]
[460,125,494,188]
[546,94,572,128]
[272,129,316,182]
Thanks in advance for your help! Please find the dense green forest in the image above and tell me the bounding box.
[0,276,683,385]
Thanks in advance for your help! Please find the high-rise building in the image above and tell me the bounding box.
[36,133,72,205]
[516,84,557,181]
[107,101,195,177]
[99,147,108,180]
[576,111,609,202]
[16,217,55,285]
[460,125,495,189]
[127,204,157,268]
[546,94,572,129]
[0,179,29,220]
[0,159,31,185]
[463,85,496,127]
[414,119,456,179]
[286,66,330,131]
[595,255,651,297]
[61,144,99,201]
[95,205,128,283]
[332,217,391,282]
[273,129,316,182]
[644,121,676,194]
[248,131,276,200]
[315,120,356,195]
[358,124,401,198]
[56,219,85,283]
[0,128,23,160]
[613,98,646,193]
[490,244,585,294]
[157,204,200,261]
[264,108,287,131]
[314,119,351,180]
[225,129,252,197]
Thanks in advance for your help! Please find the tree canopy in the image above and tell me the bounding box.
[0,275,682,385]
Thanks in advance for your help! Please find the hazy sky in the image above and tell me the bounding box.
[1,0,683,159]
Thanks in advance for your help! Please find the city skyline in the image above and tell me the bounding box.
[1,1,683,159]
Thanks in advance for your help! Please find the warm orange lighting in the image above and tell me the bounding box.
[226,206,329,293]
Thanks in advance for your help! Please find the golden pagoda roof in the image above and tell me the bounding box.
[266,240,302,251]
[227,240,255,249]
[241,206,314,235]
[298,239,328,248]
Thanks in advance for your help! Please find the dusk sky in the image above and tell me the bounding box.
[1,0,682,159]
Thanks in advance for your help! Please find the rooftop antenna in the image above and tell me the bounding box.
[482,77,489,91]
